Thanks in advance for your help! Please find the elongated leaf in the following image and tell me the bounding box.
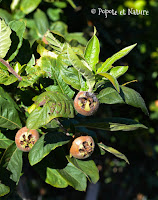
[58,162,87,191]
[0,19,11,58]
[39,56,75,98]
[46,168,68,188]
[29,132,71,166]
[98,72,120,92]
[20,0,42,14]
[110,66,128,78]
[26,91,74,129]
[67,156,99,184]
[0,143,23,183]
[45,30,65,52]
[98,143,129,164]
[75,117,147,131]
[34,9,49,37]
[8,20,25,61]
[97,86,149,115]
[0,96,22,130]
[84,27,100,71]
[57,54,86,90]
[0,183,10,197]
[97,44,137,73]
[0,132,13,149]
[67,44,95,90]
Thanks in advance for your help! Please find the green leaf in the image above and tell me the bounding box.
[97,44,137,73]
[110,66,128,78]
[39,56,75,98]
[45,30,65,52]
[8,20,26,61]
[0,19,11,58]
[34,9,49,37]
[46,168,68,188]
[67,156,99,184]
[47,8,62,21]
[65,33,87,46]
[75,117,147,131]
[0,132,13,149]
[0,89,22,129]
[97,86,149,115]
[0,9,13,23]
[67,44,95,90]
[98,72,120,92]
[26,91,74,129]
[0,183,10,197]
[20,0,42,14]
[98,143,129,164]
[58,162,87,191]
[0,143,23,183]
[0,67,17,85]
[84,27,100,71]
[29,132,71,166]
[57,54,86,90]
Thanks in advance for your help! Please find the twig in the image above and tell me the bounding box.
[122,79,138,86]
[0,58,22,81]
[54,118,71,136]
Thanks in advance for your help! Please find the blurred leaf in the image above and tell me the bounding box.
[98,143,129,164]
[110,66,128,78]
[84,27,100,71]
[0,183,10,197]
[66,0,77,9]
[0,19,11,58]
[97,86,149,115]
[50,21,67,36]
[47,8,62,21]
[67,44,95,90]
[0,143,23,183]
[8,20,26,62]
[98,72,120,92]
[75,117,148,131]
[0,132,13,149]
[29,132,71,166]
[34,9,49,37]
[20,0,42,14]
[97,44,137,73]
[11,0,20,11]
[67,156,99,184]
[26,91,74,129]
[0,9,13,23]
[65,33,87,46]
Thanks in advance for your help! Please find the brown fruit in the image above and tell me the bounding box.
[70,136,95,159]
[74,91,99,116]
[15,127,39,152]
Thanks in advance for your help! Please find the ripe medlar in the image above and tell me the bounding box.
[74,91,99,116]
[70,136,95,159]
[15,127,39,152]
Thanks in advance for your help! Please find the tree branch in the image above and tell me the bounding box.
[0,58,22,81]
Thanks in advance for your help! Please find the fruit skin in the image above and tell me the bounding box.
[70,136,95,159]
[15,127,39,152]
[74,91,99,116]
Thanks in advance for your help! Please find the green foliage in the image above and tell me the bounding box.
[0,19,11,58]
[0,2,149,196]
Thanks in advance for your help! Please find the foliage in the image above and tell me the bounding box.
[0,0,151,198]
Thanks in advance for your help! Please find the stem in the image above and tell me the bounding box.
[54,118,71,136]
[0,58,22,81]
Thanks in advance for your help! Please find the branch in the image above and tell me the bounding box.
[0,58,22,81]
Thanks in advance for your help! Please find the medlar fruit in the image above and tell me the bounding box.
[70,136,95,159]
[15,127,39,152]
[74,91,99,116]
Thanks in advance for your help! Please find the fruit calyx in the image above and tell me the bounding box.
[74,91,99,116]
[70,135,95,159]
